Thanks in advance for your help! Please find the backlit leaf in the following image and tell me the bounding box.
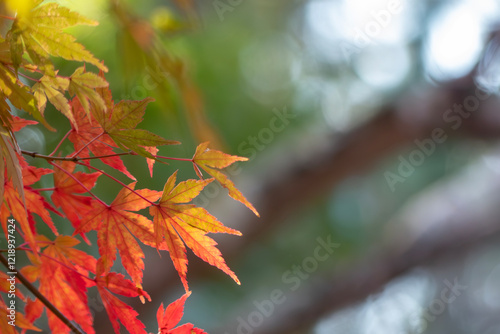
[149,171,240,290]
[33,75,72,126]
[11,2,108,72]
[69,66,108,116]
[156,292,208,334]
[95,268,149,334]
[193,142,259,216]
[76,183,163,288]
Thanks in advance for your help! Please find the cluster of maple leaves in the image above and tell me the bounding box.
[0,1,258,333]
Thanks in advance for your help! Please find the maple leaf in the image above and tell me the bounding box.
[10,115,37,132]
[32,75,72,126]
[68,96,136,180]
[8,1,108,74]
[24,297,44,332]
[76,183,163,288]
[145,146,159,177]
[149,171,241,291]
[21,235,97,334]
[69,66,108,117]
[92,94,180,157]
[0,123,23,206]
[51,161,100,234]
[0,63,49,130]
[155,292,207,334]
[193,142,259,216]
[0,157,57,257]
[95,262,149,334]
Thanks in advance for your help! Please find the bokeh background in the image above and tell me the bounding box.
[16,0,500,333]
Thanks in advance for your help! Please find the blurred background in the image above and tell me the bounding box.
[17,0,500,333]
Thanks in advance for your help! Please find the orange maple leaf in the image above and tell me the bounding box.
[192,142,259,216]
[149,171,241,291]
[76,183,163,288]
[0,157,58,256]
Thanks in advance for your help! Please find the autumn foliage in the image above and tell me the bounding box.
[0,1,258,333]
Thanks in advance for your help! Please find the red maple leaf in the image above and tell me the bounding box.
[21,235,96,334]
[51,161,100,237]
[94,261,150,334]
[0,157,59,256]
[10,115,38,132]
[155,292,207,334]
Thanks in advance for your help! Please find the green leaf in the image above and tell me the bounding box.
[31,2,97,29]
[5,30,23,70]
[11,2,108,73]
[33,75,72,127]
[106,98,156,132]
[92,96,180,157]
[0,123,23,205]
[108,129,179,158]
[0,64,54,131]
[69,67,108,116]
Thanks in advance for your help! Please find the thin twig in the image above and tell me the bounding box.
[75,162,156,206]
[50,162,108,207]
[49,130,72,156]
[71,132,105,157]
[22,150,131,162]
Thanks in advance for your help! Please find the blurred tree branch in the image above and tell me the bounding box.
[95,28,500,333]
[106,76,500,333]
[255,160,500,333]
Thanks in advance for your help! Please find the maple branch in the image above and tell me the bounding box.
[71,131,105,157]
[23,149,194,164]
[22,150,79,161]
[14,70,40,82]
[31,187,55,192]
[155,155,193,162]
[0,254,85,334]
[78,151,134,160]
[50,162,108,207]
[49,130,72,156]
[21,150,132,161]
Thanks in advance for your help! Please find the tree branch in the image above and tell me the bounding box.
[0,254,85,334]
